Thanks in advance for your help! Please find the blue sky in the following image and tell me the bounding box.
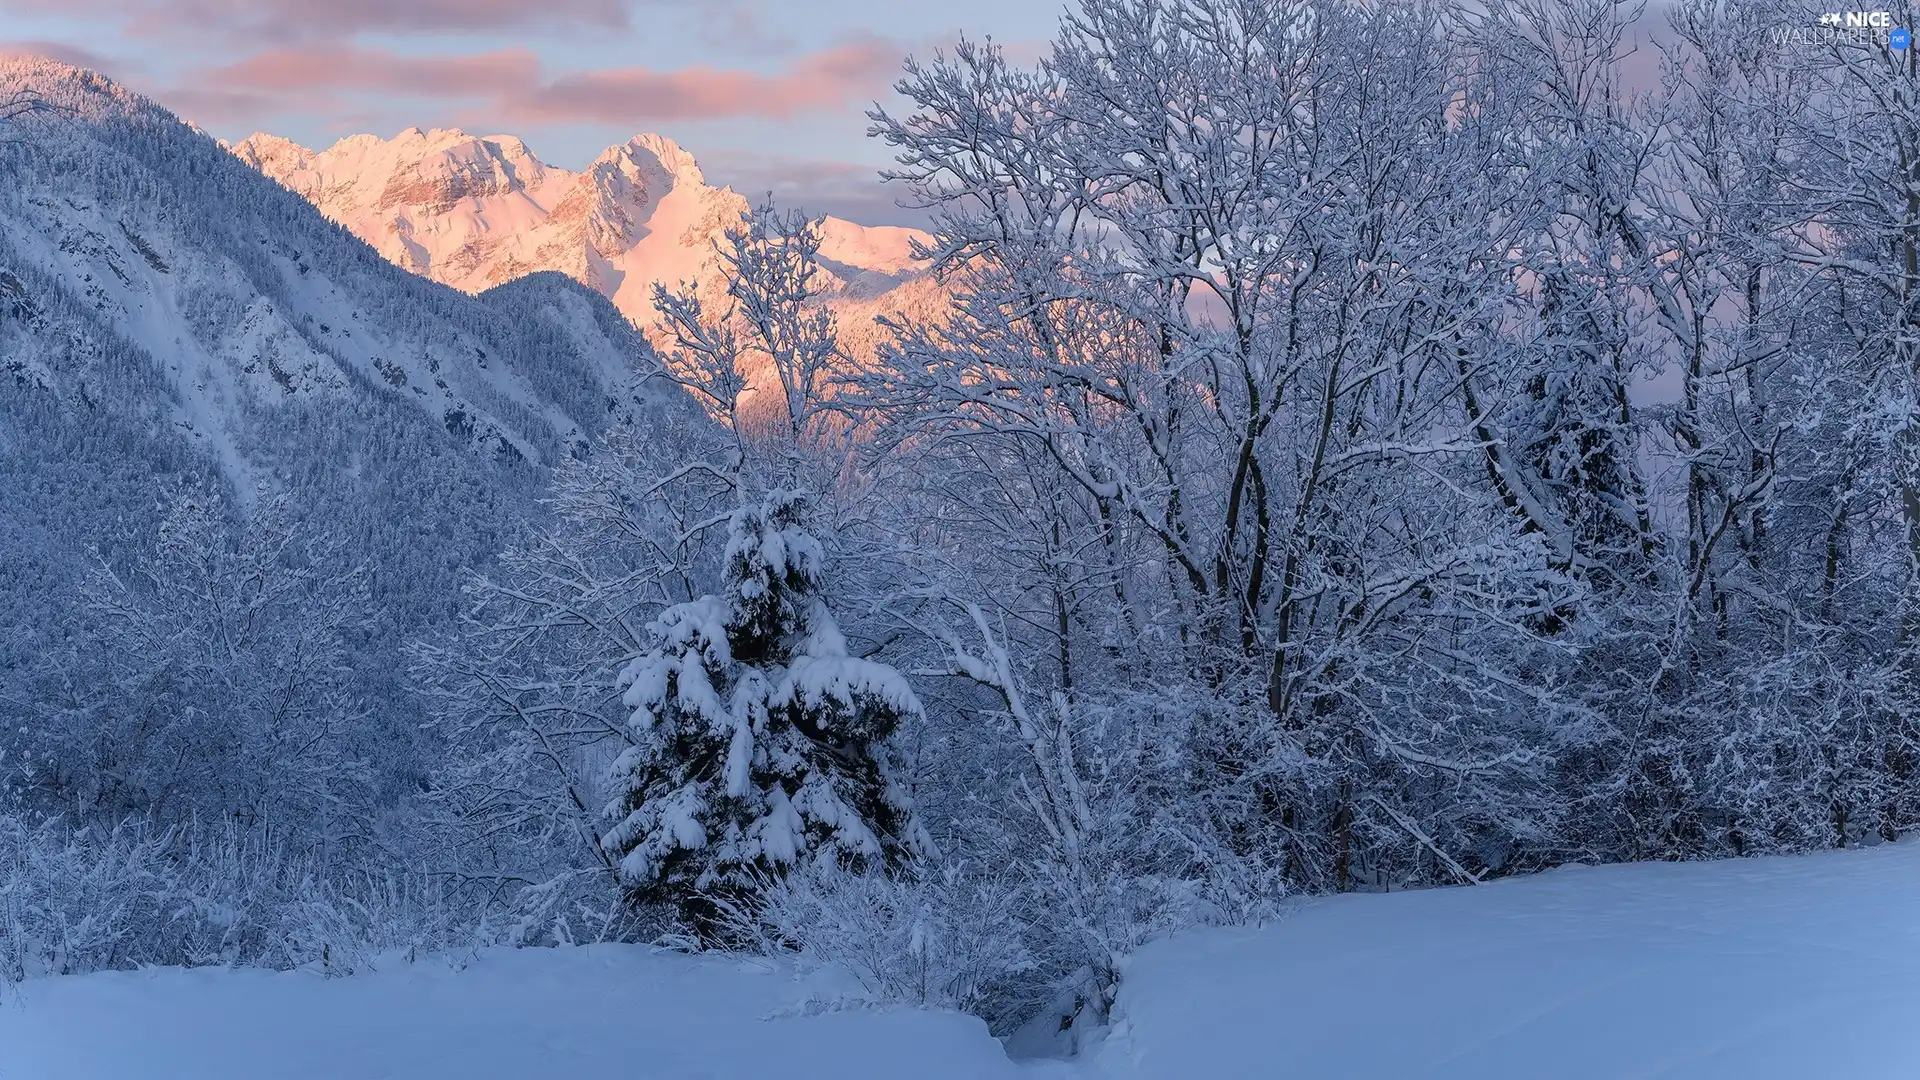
[0,0,1065,224]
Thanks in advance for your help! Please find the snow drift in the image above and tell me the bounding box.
[6,842,1919,1079]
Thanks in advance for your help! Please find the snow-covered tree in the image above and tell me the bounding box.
[651,200,849,477]
[860,0,1588,894]
[6,487,374,843]
[602,490,927,936]
[0,87,59,137]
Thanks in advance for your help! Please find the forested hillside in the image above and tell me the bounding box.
[0,57,697,867]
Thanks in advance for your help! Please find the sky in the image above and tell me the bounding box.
[0,0,1065,225]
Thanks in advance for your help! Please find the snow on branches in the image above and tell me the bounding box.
[602,491,928,936]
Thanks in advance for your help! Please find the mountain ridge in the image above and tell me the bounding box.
[0,55,700,693]
[231,126,928,331]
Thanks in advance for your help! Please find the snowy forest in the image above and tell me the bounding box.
[3,0,1919,1047]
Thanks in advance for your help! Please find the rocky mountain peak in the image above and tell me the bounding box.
[624,133,705,187]
[237,127,926,329]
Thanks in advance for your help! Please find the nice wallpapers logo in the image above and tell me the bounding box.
[1771,10,1912,48]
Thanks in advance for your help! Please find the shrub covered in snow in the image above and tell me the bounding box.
[712,860,1036,1017]
[0,813,494,984]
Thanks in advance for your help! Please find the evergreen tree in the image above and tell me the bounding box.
[602,490,927,937]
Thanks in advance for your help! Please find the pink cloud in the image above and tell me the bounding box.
[211,46,542,97]
[180,38,904,126]
[508,39,901,123]
[0,0,630,42]
[154,86,296,124]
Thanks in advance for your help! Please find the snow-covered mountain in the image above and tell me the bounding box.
[2,60,676,476]
[0,56,699,684]
[232,127,927,330]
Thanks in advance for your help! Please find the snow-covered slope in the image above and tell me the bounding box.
[2,61,669,478]
[1094,840,1920,1079]
[6,842,1917,1078]
[0,56,703,700]
[0,946,1066,1080]
[232,127,928,331]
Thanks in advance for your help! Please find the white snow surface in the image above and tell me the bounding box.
[1096,839,1920,1079]
[0,946,1060,1080]
[6,842,1919,1078]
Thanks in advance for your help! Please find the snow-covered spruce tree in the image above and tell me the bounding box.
[602,490,927,938]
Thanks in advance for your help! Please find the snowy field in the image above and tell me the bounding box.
[6,841,1919,1079]
[0,946,1062,1080]
[1095,839,1920,1079]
